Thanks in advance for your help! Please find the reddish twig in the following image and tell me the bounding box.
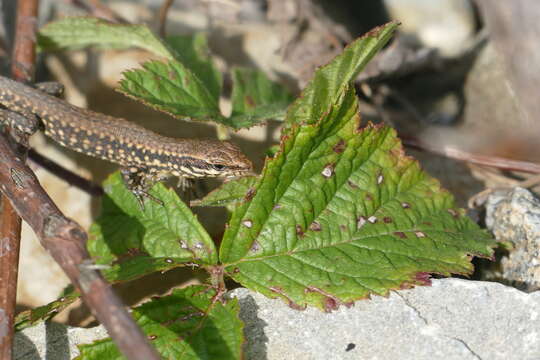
[0,135,160,359]
[0,0,158,358]
[0,0,38,358]
[401,135,540,174]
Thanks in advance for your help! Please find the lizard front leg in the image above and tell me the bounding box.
[0,109,41,147]
[0,80,63,141]
[121,167,164,209]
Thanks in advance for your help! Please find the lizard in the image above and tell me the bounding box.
[0,75,253,206]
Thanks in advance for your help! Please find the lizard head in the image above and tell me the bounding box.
[203,140,253,178]
[167,139,253,179]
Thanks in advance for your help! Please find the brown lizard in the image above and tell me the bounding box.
[0,76,253,205]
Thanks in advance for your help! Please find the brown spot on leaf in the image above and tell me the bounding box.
[447,208,459,218]
[296,225,305,237]
[348,180,359,189]
[383,217,392,223]
[245,95,256,108]
[309,221,322,231]
[305,286,343,312]
[394,231,407,239]
[333,139,346,153]
[414,272,432,286]
[365,193,373,201]
[244,187,256,201]
[270,286,306,310]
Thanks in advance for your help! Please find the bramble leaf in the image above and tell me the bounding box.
[229,67,293,128]
[220,85,494,311]
[166,33,222,102]
[286,21,398,127]
[118,60,227,124]
[38,17,173,59]
[87,172,217,283]
[77,285,243,360]
[14,290,79,331]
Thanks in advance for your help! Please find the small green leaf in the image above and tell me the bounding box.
[118,60,228,124]
[15,290,79,331]
[77,285,244,360]
[87,172,217,283]
[229,67,294,128]
[38,17,173,59]
[192,176,259,208]
[220,85,494,310]
[166,33,222,101]
[286,21,398,127]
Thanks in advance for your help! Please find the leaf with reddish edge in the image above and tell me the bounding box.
[219,85,494,311]
[286,21,399,128]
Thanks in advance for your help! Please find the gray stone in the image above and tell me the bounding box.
[15,279,540,359]
[486,187,540,291]
[231,279,540,360]
[14,322,108,360]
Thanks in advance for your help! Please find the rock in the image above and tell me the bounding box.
[14,322,108,360]
[231,279,540,359]
[486,187,540,291]
[17,279,538,359]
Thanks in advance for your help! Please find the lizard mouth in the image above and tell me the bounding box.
[226,169,256,178]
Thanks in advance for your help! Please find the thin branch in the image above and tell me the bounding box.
[401,135,540,174]
[28,149,104,196]
[0,0,38,357]
[0,130,160,359]
[158,0,175,38]
[0,0,158,358]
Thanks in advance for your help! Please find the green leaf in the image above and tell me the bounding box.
[166,33,222,101]
[87,172,217,283]
[286,21,398,127]
[118,60,227,124]
[38,17,173,59]
[191,176,258,208]
[220,85,494,311]
[77,285,244,360]
[15,290,79,331]
[229,67,294,128]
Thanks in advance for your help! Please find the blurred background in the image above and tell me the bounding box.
[1,0,538,326]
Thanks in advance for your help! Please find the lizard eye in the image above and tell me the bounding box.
[212,164,226,171]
